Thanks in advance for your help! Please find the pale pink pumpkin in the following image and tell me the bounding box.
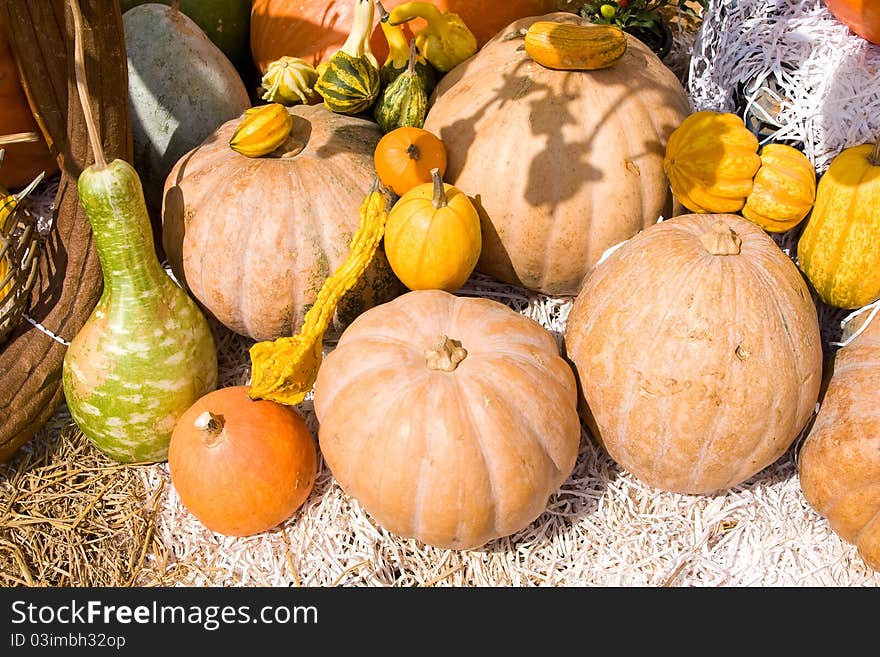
[313,289,581,549]
[798,311,880,571]
[422,12,691,296]
[161,103,402,341]
[564,213,823,495]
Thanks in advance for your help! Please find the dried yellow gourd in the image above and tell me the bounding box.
[260,56,318,106]
[229,103,294,158]
[248,181,389,405]
[524,21,627,71]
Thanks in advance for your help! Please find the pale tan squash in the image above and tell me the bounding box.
[798,310,880,571]
[422,12,690,296]
[564,213,823,495]
[313,289,581,549]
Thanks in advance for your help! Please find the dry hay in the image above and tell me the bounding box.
[3,4,880,587]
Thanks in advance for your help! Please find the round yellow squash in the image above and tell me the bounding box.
[384,168,481,292]
[741,143,816,233]
[798,310,880,572]
[564,213,823,495]
[797,141,880,309]
[313,289,582,550]
[663,110,761,214]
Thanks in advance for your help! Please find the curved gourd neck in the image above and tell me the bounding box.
[78,161,166,292]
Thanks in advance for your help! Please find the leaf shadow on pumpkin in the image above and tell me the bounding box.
[425,16,687,294]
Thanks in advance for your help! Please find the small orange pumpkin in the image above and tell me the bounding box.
[374,126,447,196]
[168,385,318,537]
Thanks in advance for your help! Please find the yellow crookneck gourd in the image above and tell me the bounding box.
[381,1,477,73]
[260,56,318,106]
[377,7,437,91]
[248,181,389,405]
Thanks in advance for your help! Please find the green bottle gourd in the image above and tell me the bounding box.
[62,0,218,463]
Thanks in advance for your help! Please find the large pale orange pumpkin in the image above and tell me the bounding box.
[564,213,823,495]
[422,12,691,296]
[161,103,403,341]
[824,0,880,44]
[798,310,880,571]
[0,22,58,189]
[250,0,560,73]
[313,289,581,549]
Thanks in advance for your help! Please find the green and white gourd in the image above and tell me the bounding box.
[374,40,429,134]
[62,0,218,464]
[314,0,380,115]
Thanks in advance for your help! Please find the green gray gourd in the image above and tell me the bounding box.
[62,0,218,464]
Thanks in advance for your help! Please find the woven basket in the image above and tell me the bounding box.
[0,147,43,347]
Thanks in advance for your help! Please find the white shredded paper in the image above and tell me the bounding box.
[17,1,880,586]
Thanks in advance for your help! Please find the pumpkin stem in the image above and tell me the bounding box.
[698,220,742,256]
[69,0,108,170]
[430,167,447,208]
[405,142,421,161]
[425,335,467,371]
[869,140,880,166]
[194,411,225,447]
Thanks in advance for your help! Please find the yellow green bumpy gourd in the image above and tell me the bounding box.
[260,56,318,105]
[383,1,477,73]
[374,40,429,134]
[314,0,381,114]
[249,181,390,405]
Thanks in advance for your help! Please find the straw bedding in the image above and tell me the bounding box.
[2,1,880,587]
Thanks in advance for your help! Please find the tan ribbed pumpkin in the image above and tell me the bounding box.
[798,310,880,571]
[422,12,691,296]
[564,213,823,495]
[162,103,403,341]
[313,289,581,549]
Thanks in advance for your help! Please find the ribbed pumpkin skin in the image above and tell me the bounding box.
[250,0,559,73]
[797,143,880,309]
[663,110,761,214]
[0,25,58,190]
[422,12,690,296]
[313,289,581,550]
[564,213,823,495]
[741,143,816,233]
[798,313,880,571]
[162,104,403,341]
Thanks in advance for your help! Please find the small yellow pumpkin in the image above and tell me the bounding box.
[741,143,816,233]
[797,140,880,309]
[524,21,627,71]
[663,110,761,214]
[384,167,481,292]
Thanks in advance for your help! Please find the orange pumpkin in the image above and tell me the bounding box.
[0,22,57,189]
[250,0,560,73]
[168,385,318,537]
[313,288,581,549]
[374,126,447,196]
[824,0,880,44]
[565,213,823,495]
